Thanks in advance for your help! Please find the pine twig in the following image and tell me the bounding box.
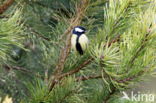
[48,57,93,90]
[25,25,51,41]
[49,0,89,91]
[76,75,102,81]
[0,0,15,14]
[54,0,89,74]
[60,57,94,78]
[3,65,43,78]
[49,0,120,91]
[24,25,62,48]
[128,31,151,68]
[75,68,147,83]
[48,58,93,91]
[107,35,120,47]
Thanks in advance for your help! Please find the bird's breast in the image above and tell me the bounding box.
[71,34,78,50]
[78,34,89,50]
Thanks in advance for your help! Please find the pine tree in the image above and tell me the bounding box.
[0,0,156,103]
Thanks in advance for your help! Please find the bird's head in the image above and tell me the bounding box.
[72,26,86,36]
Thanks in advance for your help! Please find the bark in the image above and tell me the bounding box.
[0,0,14,14]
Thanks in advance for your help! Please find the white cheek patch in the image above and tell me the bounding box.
[75,28,84,32]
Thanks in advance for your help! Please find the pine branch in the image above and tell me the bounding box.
[107,35,120,47]
[25,25,51,41]
[49,0,89,91]
[3,65,43,78]
[76,75,102,81]
[49,34,121,88]
[54,0,89,74]
[24,25,62,48]
[76,68,147,83]
[48,33,120,91]
[125,26,153,71]
[129,31,151,68]
[0,0,14,14]
[76,74,131,83]
[48,57,94,91]
[71,29,149,82]
[60,57,94,78]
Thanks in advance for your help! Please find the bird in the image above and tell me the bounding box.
[71,26,89,55]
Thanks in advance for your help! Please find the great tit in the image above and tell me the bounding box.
[71,26,89,55]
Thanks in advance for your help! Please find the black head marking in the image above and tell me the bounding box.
[72,26,86,36]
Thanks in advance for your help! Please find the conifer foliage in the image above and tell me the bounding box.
[0,0,156,103]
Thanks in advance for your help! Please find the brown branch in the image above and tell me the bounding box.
[107,35,120,47]
[3,65,43,78]
[128,30,151,68]
[60,57,94,78]
[24,25,62,48]
[54,0,89,74]
[49,0,89,91]
[75,74,134,83]
[76,68,147,83]
[0,0,14,14]
[48,57,94,90]
[49,0,120,91]
[25,25,51,41]
[48,33,121,91]
[76,75,102,81]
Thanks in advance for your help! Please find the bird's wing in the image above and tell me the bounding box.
[79,34,89,51]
